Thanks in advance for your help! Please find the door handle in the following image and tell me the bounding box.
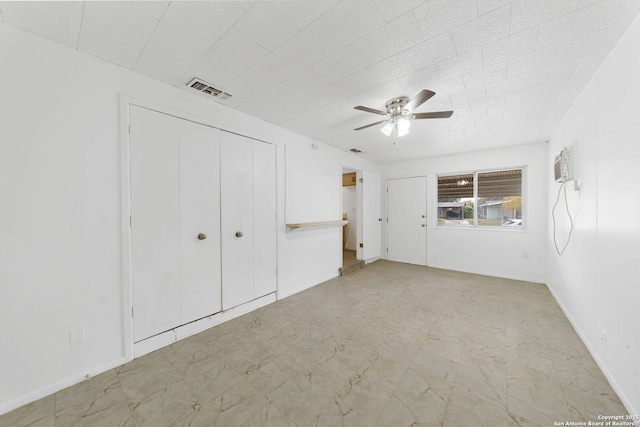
[421,215,426,218]
[235,231,243,238]
[421,224,426,227]
[378,218,382,222]
[197,233,207,240]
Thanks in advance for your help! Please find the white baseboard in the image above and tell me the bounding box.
[277,272,340,300]
[0,357,126,416]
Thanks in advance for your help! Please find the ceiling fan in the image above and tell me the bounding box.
[353,89,453,149]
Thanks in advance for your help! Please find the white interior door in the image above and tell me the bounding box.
[361,170,381,260]
[130,106,181,342]
[221,133,254,310]
[178,120,222,322]
[387,176,427,265]
[252,141,277,298]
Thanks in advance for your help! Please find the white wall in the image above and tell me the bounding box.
[0,23,377,414]
[381,142,548,284]
[285,144,342,224]
[547,16,640,415]
[342,186,357,250]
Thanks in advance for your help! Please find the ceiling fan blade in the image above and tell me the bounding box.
[354,105,387,115]
[354,120,387,131]
[412,111,454,119]
[406,89,436,111]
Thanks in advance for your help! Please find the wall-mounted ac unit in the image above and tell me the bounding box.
[554,147,572,183]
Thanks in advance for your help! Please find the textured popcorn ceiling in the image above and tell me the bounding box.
[1,1,638,162]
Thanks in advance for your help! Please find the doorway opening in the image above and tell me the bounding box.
[341,167,363,274]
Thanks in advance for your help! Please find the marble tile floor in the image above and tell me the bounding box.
[1,260,630,427]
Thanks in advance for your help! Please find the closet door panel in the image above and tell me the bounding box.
[253,141,277,298]
[130,106,181,342]
[179,120,222,322]
[221,133,254,310]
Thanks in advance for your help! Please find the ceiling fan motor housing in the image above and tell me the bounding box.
[385,96,410,116]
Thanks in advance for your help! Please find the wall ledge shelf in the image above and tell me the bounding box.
[286,220,348,232]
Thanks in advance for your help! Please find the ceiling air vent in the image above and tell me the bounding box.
[187,78,232,101]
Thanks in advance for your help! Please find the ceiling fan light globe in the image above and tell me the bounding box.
[381,122,394,136]
[397,117,411,132]
[397,127,410,137]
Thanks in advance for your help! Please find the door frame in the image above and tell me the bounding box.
[340,164,383,264]
[341,165,367,262]
[340,166,359,263]
[120,95,277,361]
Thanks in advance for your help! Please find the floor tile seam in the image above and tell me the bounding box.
[124,378,189,424]
[183,368,246,405]
[174,409,217,427]
[434,377,458,427]
[447,384,511,424]
[506,410,544,427]
[505,381,572,426]
[450,368,509,411]
[505,366,560,388]
[519,344,566,389]
[403,362,458,396]
[506,403,552,427]
[54,402,138,427]
[111,366,141,427]
[262,386,325,427]
[199,380,271,427]
[505,344,553,361]
[369,364,412,427]
[150,350,201,391]
[324,376,395,424]
[459,341,508,364]
[223,355,280,389]
[507,360,562,386]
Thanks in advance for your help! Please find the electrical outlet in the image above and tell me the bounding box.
[69,326,85,345]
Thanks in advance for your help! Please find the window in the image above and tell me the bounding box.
[437,169,523,228]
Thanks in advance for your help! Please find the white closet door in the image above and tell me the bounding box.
[179,120,222,322]
[221,133,254,310]
[253,141,277,298]
[130,106,181,342]
[387,176,427,266]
